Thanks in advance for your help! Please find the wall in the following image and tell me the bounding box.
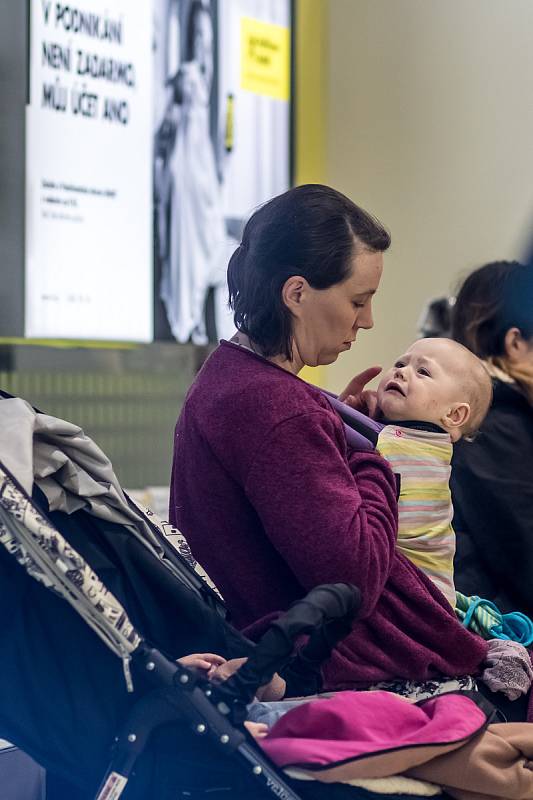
[0,342,209,488]
[324,0,533,392]
[294,0,328,386]
[294,0,327,184]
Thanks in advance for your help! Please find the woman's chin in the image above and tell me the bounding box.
[304,345,349,367]
[320,352,341,366]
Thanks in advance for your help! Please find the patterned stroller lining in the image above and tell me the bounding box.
[0,395,225,613]
[0,466,140,688]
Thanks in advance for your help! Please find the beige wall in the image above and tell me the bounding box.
[322,0,533,392]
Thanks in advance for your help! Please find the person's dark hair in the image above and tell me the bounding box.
[185,0,210,62]
[227,184,391,359]
[418,297,454,339]
[451,261,533,358]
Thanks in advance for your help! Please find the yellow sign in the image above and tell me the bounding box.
[299,365,326,388]
[241,17,290,101]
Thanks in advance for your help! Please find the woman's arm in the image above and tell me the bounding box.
[244,410,398,619]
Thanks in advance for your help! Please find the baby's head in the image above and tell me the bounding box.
[376,338,493,442]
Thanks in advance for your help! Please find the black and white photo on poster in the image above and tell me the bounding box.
[152,0,292,344]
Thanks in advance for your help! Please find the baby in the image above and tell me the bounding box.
[375,338,493,606]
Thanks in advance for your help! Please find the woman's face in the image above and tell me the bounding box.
[504,328,533,372]
[289,249,384,367]
[519,337,533,371]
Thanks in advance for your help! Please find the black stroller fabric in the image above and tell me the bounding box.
[0,486,251,797]
[0,534,133,794]
[38,486,250,662]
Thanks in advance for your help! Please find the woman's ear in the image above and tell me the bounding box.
[281,276,307,317]
[504,326,530,365]
[442,402,471,441]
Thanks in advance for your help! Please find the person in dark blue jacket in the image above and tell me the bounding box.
[451,260,533,616]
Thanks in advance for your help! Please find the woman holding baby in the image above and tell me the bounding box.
[171,185,527,707]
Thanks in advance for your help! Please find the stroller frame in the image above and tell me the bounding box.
[0,455,360,800]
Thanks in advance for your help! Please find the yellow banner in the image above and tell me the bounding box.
[299,365,326,388]
[241,17,290,101]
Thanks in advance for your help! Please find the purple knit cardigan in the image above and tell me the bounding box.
[170,342,488,688]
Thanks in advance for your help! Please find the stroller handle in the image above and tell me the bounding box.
[218,582,360,705]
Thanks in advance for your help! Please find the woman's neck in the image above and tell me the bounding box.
[230,332,303,375]
[487,355,533,405]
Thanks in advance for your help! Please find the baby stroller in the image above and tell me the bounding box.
[0,392,365,800]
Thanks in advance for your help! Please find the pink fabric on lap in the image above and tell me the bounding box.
[261,690,488,769]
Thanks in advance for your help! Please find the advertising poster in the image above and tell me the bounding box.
[25,0,153,341]
[153,0,292,343]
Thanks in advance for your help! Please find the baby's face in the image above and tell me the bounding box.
[377,339,465,426]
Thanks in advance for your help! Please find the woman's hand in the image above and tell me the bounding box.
[209,656,287,701]
[255,672,287,702]
[338,365,382,418]
[209,656,247,682]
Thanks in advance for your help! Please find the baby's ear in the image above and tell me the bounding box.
[443,402,471,441]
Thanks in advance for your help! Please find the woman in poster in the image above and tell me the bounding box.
[159,0,235,344]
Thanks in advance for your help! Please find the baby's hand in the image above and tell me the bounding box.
[244,721,269,740]
[177,653,226,675]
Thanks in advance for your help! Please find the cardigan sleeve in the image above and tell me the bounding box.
[244,409,398,619]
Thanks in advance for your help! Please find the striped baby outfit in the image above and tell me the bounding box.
[376,424,456,607]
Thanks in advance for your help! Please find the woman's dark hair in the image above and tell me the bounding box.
[227,184,391,359]
[451,260,533,358]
